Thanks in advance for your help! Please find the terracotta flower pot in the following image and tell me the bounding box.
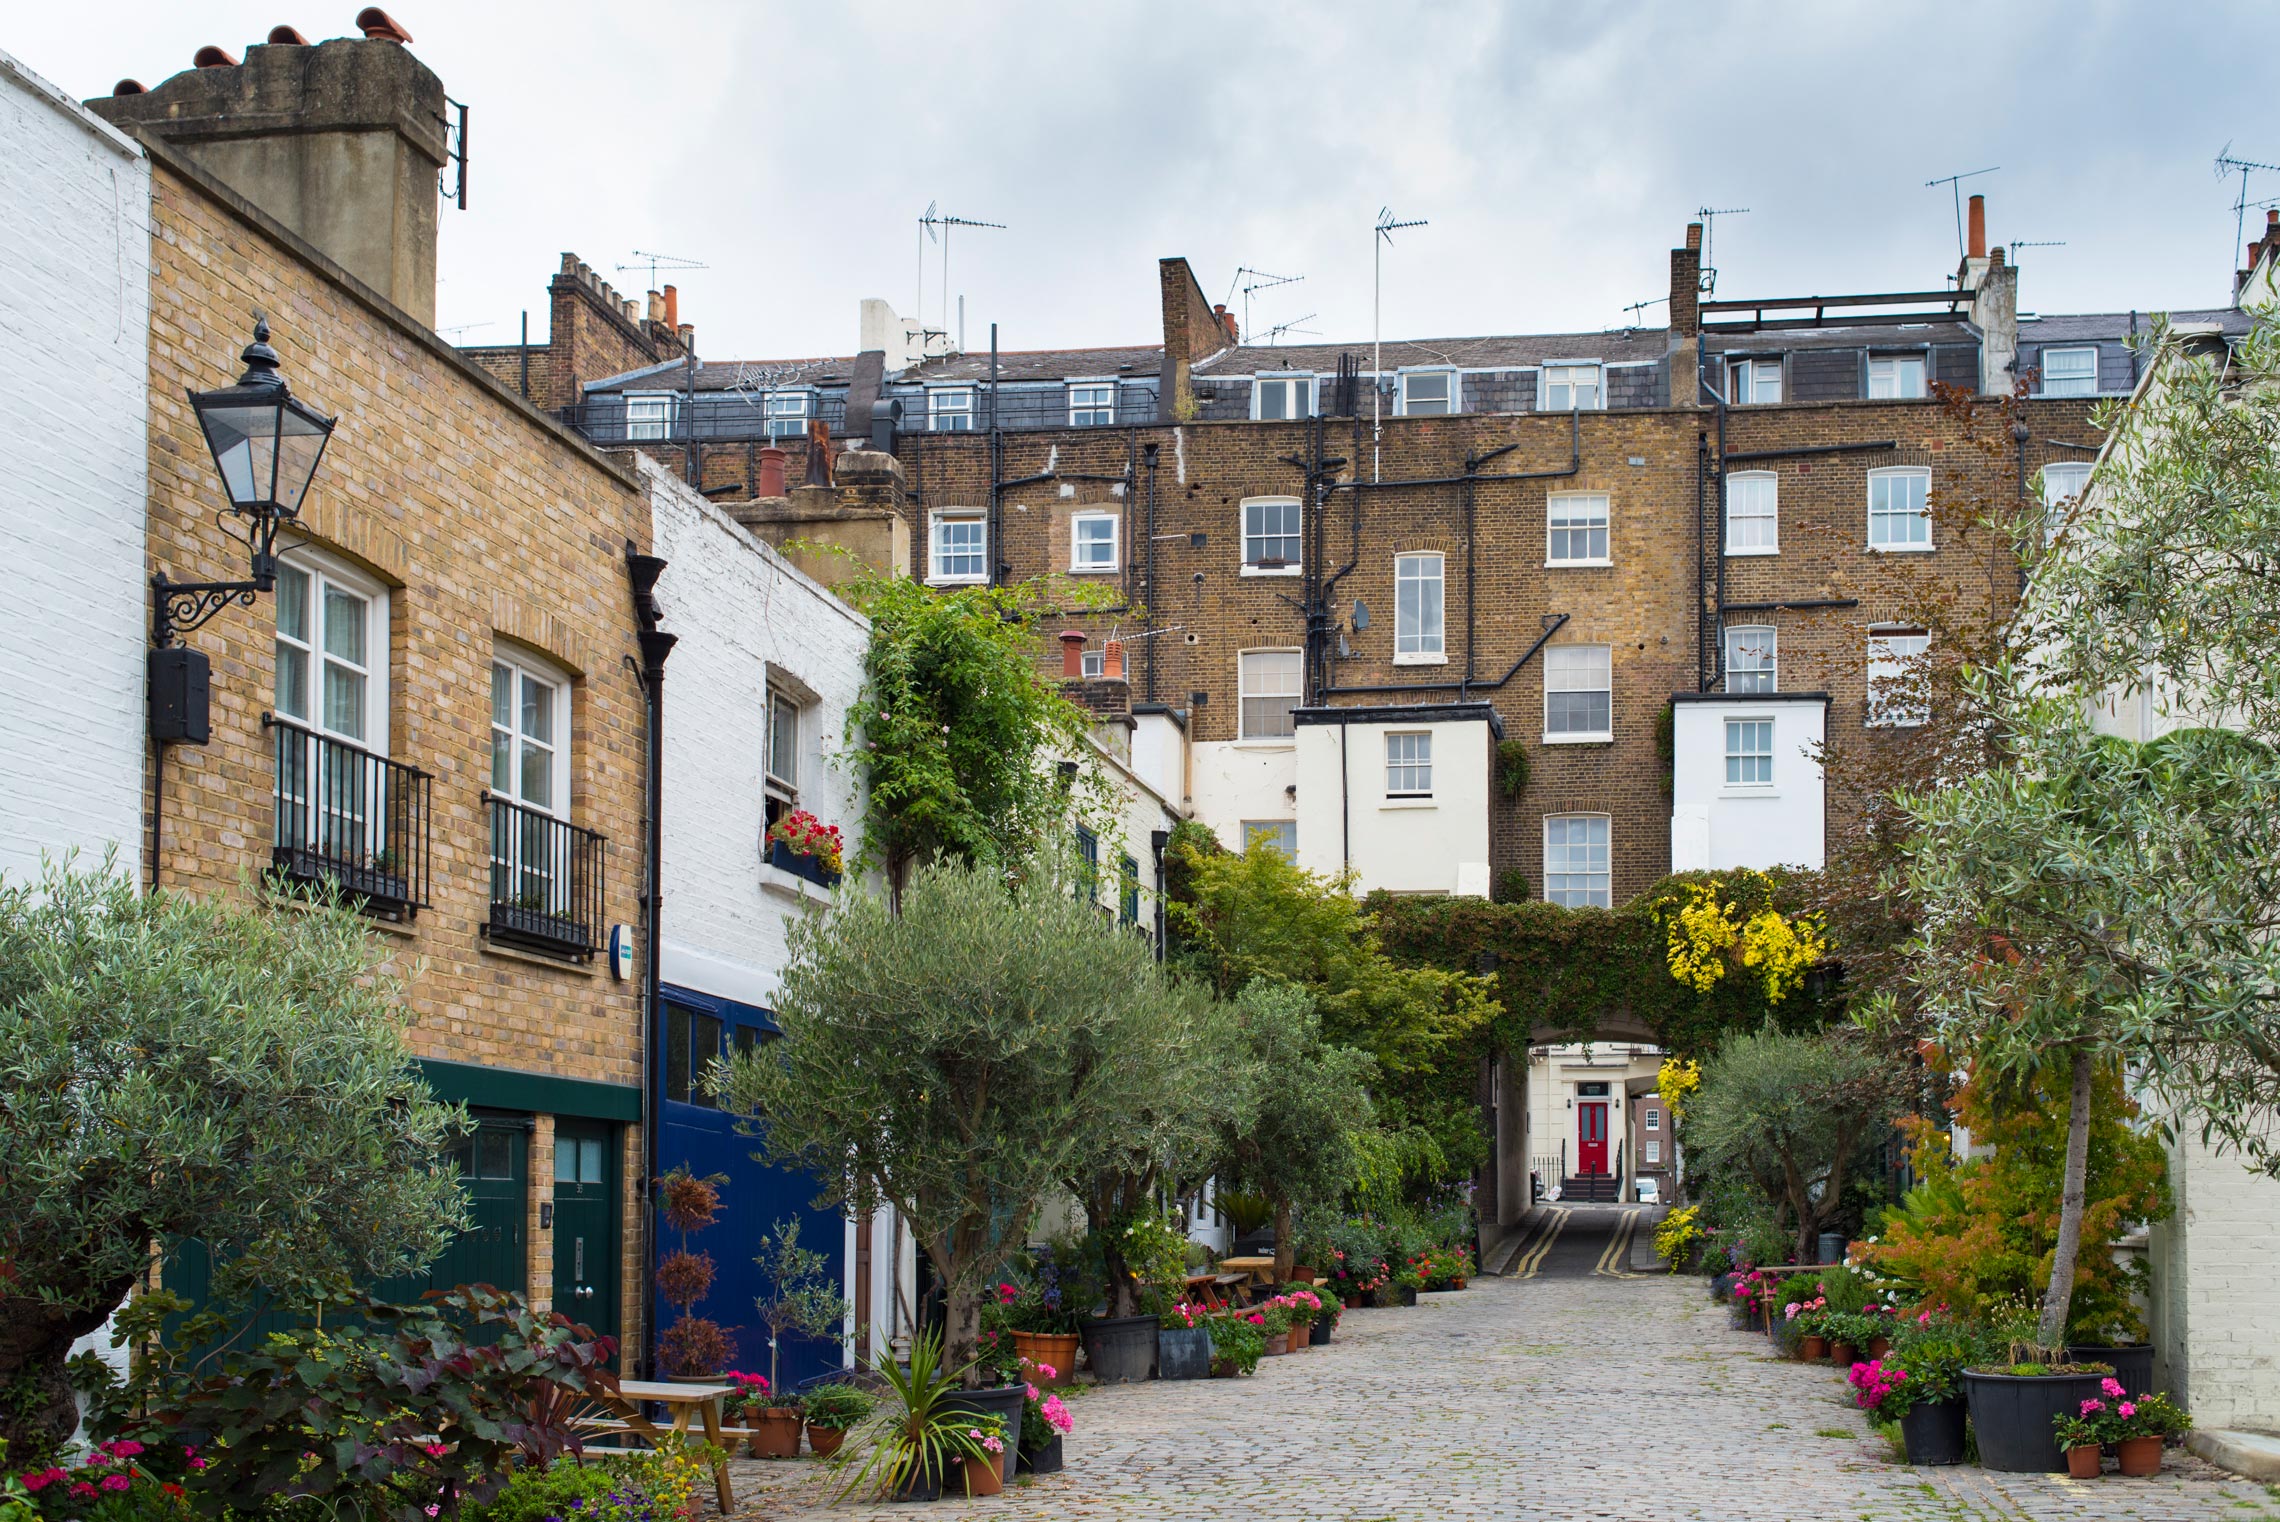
[963,1453,1004,1497]
[1868,1336,1891,1361]
[2066,1444,2103,1479]
[805,1425,845,1458]
[1801,1335,1828,1362]
[746,1408,802,1460]
[2116,1437,2164,1477]
[1011,1330,1080,1387]
[1830,1342,1858,1367]
[1286,1327,1306,1354]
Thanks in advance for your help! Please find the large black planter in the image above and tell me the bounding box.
[888,1453,943,1503]
[1158,1324,1212,1380]
[1079,1314,1158,1383]
[1017,1434,1064,1475]
[2066,1344,2154,1399]
[1711,1271,1739,1303]
[1309,1317,1333,1346]
[941,1383,1025,1484]
[1962,1368,2114,1473]
[1398,1285,1418,1307]
[1898,1399,1968,1466]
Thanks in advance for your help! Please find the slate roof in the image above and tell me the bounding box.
[585,356,856,393]
[897,344,1164,384]
[1704,320,1979,352]
[2019,308,2253,342]
[1191,328,1671,374]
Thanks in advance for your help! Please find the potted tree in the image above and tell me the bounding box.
[748,1215,847,1459]
[653,1167,736,1381]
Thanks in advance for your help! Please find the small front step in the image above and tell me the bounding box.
[1560,1175,1621,1203]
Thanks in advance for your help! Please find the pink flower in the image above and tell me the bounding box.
[103,1441,144,1459]
[70,1482,98,1499]
[424,1443,448,1459]
[997,1283,1018,1304]
[2119,1402,2137,1418]
[188,1458,209,1471]
[2102,1377,2126,1398]
[425,1507,441,1518]
[2081,1398,2106,1415]
[22,1469,65,1492]
[1036,1364,1056,1380]
[101,1474,131,1493]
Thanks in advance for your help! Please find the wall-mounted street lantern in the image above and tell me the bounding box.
[151,319,335,745]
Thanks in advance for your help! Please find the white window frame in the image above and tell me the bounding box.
[2040,347,2099,398]
[1544,644,1613,743]
[624,393,672,442]
[274,546,390,755]
[2039,461,2092,544]
[1394,552,1446,664]
[1540,363,1603,412]
[765,688,803,801]
[1240,496,1303,576]
[1724,625,1777,694]
[1397,369,1458,416]
[1237,649,1302,741]
[1644,1137,1663,1164]
[928,511,988,585]
[764,387,814,439]
[1546,493,1611,567]
[1868,627,1932,729]
[491,646,573,820]
[1867,353,1928,400]
[1867,467,1933,552]
[927,386,975,432]
[1070,512,1120,573]
[1068,380,1116,427]
[1252,373,1317,421]
[1385,731,1433,799]
[1080,649,1105,679]
[1726,356,1783,405]
[1645,1107,1661,1131]
[1724,717,1775,789]
[1240,820,1297,859]
[1544,813,1612,908]
[1724,470,1778,555]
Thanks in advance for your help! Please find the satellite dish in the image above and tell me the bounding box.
[1351,599,1371,631]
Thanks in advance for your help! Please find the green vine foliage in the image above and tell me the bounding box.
[1366,868,1840,1059]
[836,573,1116,885]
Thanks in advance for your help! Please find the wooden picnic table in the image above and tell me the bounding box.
[577,1379,736,1513]
[1218,1254,1278,1282]
[1184,1270,1253,1309]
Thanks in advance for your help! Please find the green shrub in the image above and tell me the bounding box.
[1206,1317,1264,1376]
[799,1383,877,1431]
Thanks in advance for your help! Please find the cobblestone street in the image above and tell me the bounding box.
[727,1209,2280,1522]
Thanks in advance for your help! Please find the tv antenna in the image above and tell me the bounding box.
[1696,207,1749,295]
[1621,294,1669,330]
[617,249,707,292]
[919,201,1005,355]
[1226,267,1304,340]
[1260,314,1319,346]
[2216,147,2280,288]
[1373,207,1429,482]
[2008,239,2067,257]
[438,320,495,339]
[1924,167,1999,259]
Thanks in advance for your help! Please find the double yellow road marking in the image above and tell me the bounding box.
[1593,1207,1644,1278]
[1507,1207,1569,1278]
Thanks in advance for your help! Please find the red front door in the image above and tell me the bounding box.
[1577,1102,1609,1174]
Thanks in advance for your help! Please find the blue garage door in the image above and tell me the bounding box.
[658,986,850,1391]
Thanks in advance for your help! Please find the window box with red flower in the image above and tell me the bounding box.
[764,809,843,891]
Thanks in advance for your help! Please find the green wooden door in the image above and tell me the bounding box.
[373,1113,529,1302]
[550,1119,620,1352]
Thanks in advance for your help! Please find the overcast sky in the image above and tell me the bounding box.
[17,3,2280,361]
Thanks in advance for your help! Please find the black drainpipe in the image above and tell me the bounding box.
[624,543,676,1380]
[988,325,1003,585]
[1142,440,1161,703]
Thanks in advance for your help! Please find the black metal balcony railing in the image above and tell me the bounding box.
[486,796,605,961]
[267,714,432,917]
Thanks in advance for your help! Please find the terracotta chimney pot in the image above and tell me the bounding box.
[192,45,238,68]
[1058,631,1087,678]
[1967,194,1987,259]
[1104,639,1125,680]
[355,7,414,42]
[265,25,311,44]
[663,284,679,329]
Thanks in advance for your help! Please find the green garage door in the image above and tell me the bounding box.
[375,1112,530,1301]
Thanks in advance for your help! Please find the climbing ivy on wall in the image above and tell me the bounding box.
[1366,868,1840,1060]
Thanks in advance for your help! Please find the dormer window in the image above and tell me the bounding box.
[1254,373,1316,420]
[1540,364,1601,411]
[1397,370,1456,416]
[1069,382,1115,427]
[765,388,813,438]
[1726,356,1783,405]
[1867,354,1927,399]
[928,386,975,431]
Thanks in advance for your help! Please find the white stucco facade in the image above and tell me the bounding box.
[643,457,870,1007]
[1290,705,1497,896]
[1522,1041,1663,1198]
[1188,736,1301,860]
[1668,693,1826,873]
[0,51,150,888]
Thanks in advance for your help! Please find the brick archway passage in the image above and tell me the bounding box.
[730,1268,2256,1519]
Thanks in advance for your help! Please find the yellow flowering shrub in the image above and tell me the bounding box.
[1653,1203,1705,1271]
[1656,1057,1701,1117]
[1661,875,1826,1005]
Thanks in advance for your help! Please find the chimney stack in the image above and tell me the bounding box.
[1668,222,1703,401]
[89,31,448,326]
[1967,194,1987,259]
[646,290,665,325]
[1213,304,1239,344]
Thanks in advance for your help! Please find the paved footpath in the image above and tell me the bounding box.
[727,1209,2279,1522]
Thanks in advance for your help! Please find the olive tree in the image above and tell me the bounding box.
[0,862,468,1455]
[1211,980,1379,1284]
[718,858,1206,1381]
[1683,1025,1905,1264]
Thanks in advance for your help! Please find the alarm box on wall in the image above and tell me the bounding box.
[149,647,211,744]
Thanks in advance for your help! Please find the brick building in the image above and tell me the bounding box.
[87,30,656,1363]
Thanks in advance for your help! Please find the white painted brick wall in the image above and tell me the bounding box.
[2148,1130,2280,1431]
[643,458,869,1006]
[0,52,151,888]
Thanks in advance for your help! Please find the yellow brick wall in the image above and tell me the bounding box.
[142,153,652,1362]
